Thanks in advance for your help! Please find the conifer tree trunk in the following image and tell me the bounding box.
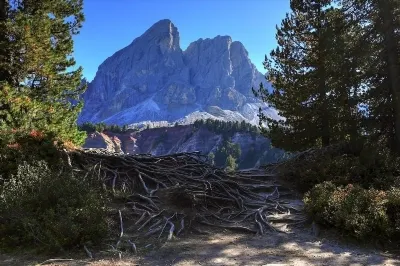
[0,0,5,21]
[319,60,330,147]
[317,2,330,147]
[377,0,400,154]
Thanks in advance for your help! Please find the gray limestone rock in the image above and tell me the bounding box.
[79,19,276,126]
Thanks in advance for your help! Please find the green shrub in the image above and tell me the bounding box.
[303,182,338,223]
[0,130,61,183]
[0,132,108,253]
[0,160,108,252]
[282,143,400,192]
[386,188,400,238]
[305,182,400,240]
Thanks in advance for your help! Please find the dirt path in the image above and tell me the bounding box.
[139,227,399,266]
[2,226,399,266]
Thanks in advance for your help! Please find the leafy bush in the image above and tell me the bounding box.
[386,188,400,238]
[0,160,108,252]
[0,130,63,181]
[282,143,400,192]
[304,182,400,240]
[0,131,108,253]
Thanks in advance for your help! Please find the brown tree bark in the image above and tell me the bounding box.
[317,2,330,147]
[377,0,400,154]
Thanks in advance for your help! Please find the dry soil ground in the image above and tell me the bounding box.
[1,224,399,266]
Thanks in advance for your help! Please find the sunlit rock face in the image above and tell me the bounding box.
[79,19,275,126]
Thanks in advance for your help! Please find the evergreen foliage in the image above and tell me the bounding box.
[341,0,400,154]
[214,140,241,170]
[0,132,108,252]
[225,155,238,172]
[79,122,130,134]
[0,0,109,253]
[0,0,86,145]
[256,0,400,154]
[255,0,363,151]
[281,143,400,193]
[207,152,215,166]
[256,0,400,241]
[0,160,108,252]
[193,119,259,136]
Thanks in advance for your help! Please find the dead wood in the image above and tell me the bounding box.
[70,149,304,250]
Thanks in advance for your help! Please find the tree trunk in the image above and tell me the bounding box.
[378,0,400,154]
[0,0,5,20]
[317,3,330,147]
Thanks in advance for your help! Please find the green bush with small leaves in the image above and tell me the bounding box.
[0,160,108,253]
[305,182,400,240]
[386,188,400,238]
[0,132,108,253]
[284,143,400,192]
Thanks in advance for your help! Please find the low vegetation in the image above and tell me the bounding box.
[305,182,400,241]
[193,118,259,136]
[0,0,109,254]
[211,140,241,171]
[0,132,108,253]
[79,122,130,134]
[271,142,400,193]
[266,141,400,242]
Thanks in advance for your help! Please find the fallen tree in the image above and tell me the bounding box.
[70,149,306,250]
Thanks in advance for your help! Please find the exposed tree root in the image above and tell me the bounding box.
[38,258,74,265]
[70,149,305,251]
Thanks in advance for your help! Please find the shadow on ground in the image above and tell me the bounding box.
[0,224,399,266]
[139,225,399,266]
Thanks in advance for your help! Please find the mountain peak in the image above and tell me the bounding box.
[149,19,174,29]
[141,19,180,51]
[79,20,274,126]
[144,19,177,37]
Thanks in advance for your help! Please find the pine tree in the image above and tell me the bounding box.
[214,140,241,167]
[323,6,366,143]
[225,155,237,172]
[341,0,400,154]
[0,0,14,125]
[0,0,86,145]
[255,0,361,151]
[207,152,215,166]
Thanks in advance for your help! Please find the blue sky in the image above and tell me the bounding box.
[73,0,291,81]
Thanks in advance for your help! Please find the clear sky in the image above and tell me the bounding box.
[73,0,291,82]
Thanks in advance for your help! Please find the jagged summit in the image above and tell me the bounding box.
[79,19,276,125]
[147,18,174,28]
[139,19,180,52]
[144,19,176,35]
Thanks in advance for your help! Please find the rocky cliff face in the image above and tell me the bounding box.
[83,125,283,169]
[79,19,277,126]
